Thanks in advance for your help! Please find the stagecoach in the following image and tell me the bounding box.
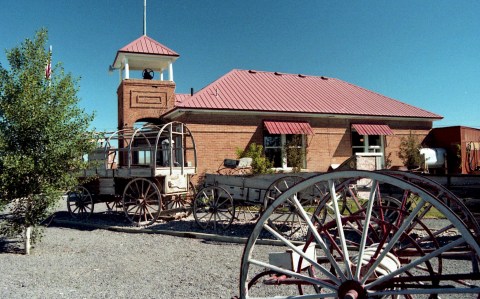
[66,121,197,226]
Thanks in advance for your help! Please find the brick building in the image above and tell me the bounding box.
[112,35,443,178]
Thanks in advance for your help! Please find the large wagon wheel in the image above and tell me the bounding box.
[67,186,94,219]
[122,178,162,227]
[193,185,235,231]
[239,170,480,298]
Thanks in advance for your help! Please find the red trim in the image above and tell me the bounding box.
[264,121,314,135]
[352,124,393,135]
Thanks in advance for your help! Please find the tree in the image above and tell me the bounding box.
[0,29,95,254]
[398,132,422,170]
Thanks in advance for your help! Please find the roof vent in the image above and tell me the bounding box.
[248,70,257,74]
[298,74,306,78]
[274,72,283,76]
[321,76,328,80]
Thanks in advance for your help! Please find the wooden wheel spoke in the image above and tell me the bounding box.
[217,209,233,220]
[196,211,210,221]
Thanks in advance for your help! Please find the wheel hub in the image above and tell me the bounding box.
[338,280,366,299]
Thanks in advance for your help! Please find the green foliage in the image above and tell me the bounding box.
[284,135,305,173]
[236,143,274,174]
[0,29,96,246]
[398,132,422,169]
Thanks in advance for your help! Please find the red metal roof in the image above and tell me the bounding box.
[264,121,314,135]
[118,35,179,57]
[352,124,394,135]
[175,93,191,105]
[175,69,442,120]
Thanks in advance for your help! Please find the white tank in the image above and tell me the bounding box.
[420,148,447,168]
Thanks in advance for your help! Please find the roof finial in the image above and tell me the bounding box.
[143,0,147,36]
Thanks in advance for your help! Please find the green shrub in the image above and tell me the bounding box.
[398,132,422,169]
[236,143,274,174]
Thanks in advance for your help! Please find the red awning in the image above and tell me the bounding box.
[264,121,314,135]
[352,124,394,135]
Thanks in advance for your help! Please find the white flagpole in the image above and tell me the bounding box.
[143,0,147,36]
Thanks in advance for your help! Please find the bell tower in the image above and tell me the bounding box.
[111,1,179,129]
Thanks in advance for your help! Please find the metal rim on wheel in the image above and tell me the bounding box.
[193,185,235,231]
[122,178,162,227]
[67,186,94,220]
[239,170,480,298]
[264,175,328,239]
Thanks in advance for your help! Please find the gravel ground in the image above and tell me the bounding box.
[0,202,266,299]
[0,225,246,298]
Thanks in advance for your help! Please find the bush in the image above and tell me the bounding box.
[236,143,274,174]
[398,132,422,169]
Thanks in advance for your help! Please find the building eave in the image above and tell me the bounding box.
[162,108,442,123]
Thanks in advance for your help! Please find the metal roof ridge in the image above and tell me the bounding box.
[234,69,332,80]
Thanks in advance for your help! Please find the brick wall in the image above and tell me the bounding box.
[173,114,435,181]
[117,79,176,129]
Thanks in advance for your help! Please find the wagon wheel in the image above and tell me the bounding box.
[263,176,305,210]
[122,178,162,227]
[381,170,480,235]
[193,185,235,231]
[239,170,480,298]
[163,182,196,218]
[264,176,328,239]
[235,204,261,222]
[67,186,94,220]
[105,195,123,214]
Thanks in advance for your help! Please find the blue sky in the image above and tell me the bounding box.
[1,1,479,131]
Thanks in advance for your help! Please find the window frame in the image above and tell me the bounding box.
[351,130,386,168]
[264,132,307,171]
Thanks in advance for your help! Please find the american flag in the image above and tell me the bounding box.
[45,45,52,80]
